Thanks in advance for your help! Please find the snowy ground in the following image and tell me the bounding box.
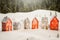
[0,29,59,40]
[0,10,60,40]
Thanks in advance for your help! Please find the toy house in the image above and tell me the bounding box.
[32,17,39,29]
[13,21,20,30]
[41,16,48,29]
[24,18,30,29]
[50,16,59,30]
[2,16,12,31]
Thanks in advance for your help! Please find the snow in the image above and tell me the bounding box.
[0,10,60,40]
[0,29,59,40]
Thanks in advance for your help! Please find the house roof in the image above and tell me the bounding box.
[32,17,38,23]
[51,16,59,22]
[24,18,30,22]
[2,16,11,23]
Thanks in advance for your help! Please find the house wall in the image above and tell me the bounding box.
[2,23,6,31]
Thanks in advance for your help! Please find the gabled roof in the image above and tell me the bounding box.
[2,16,11,23]
[24,18,30,23]
[32,17,38,22]
[51,16,59,22]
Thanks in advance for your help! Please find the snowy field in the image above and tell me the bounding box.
[0,10,60,40]
[0,29,59,40]
[0,29,60,40]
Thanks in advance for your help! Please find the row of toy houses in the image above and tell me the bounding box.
[1,12,60,31]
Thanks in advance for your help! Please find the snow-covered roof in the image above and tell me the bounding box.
[24,18,30,22]
[2,16,10,23]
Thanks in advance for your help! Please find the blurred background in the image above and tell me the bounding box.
[0,0,60,13]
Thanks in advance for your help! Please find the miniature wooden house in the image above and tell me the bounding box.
[41,17,48,29]
[32,17,39,29]
[50,16,59,30]
[2,16,12,31]
[24,18,30,29]
[13,22,20,30]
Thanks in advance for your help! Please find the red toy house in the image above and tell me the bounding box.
[50,16,59,30]
[2,16,12,31]
[32,17,39,29]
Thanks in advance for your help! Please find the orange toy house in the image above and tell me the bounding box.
[32,17,39,29]
[50,16,59,30]
[2,16,12,31]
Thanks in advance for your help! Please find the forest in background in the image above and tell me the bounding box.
[0,0,60,13]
